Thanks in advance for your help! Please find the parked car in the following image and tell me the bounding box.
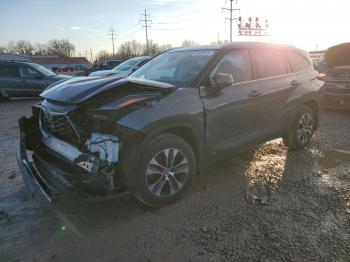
[89,56,150,78]
[322,42,350,110]
[97,60,124,71]
[17,42,323,206]
[0,61,71,99]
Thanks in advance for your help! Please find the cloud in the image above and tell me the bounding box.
[69,27,102,33]
[71,26,84,30]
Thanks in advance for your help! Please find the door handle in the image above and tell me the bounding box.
[248,90,262,97]
[291,80,301,87]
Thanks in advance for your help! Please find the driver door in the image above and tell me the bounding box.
[200,50,267,158]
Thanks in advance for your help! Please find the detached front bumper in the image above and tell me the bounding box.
[17,117,53,201]
[17,117,120,202]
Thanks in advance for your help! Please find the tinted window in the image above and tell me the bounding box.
[287,52,310,72]
[0,65,19,77]
[253,50,287,78]
[211,50,252,83]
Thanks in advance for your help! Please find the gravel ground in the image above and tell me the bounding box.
[0,99,350,262]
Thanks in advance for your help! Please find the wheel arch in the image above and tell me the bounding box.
[118,121,207,187]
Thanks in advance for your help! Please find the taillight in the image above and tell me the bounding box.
[317,74,327,81]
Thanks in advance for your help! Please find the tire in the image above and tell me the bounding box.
[130,133,196,207]
[283,105,316,150]
[0,93,10,101]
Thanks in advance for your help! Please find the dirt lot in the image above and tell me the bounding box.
[0,99,350,262]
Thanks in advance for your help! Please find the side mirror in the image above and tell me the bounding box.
[212,73,234,89]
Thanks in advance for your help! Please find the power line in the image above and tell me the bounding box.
[139,9,152,55]
[107,26,117,57]
[222,0,240,42]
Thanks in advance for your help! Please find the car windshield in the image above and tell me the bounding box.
[130,50,215,86]
[113,57,143,71]
[30,63,56,76]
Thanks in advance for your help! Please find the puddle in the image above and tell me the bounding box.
[317,149,350,168]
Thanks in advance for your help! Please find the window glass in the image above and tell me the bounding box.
[0,65,19,77]
[131,50,215,85]
[287,52,310,72]
[253,50,287,78]
[211,50,252,84]
[19,66,39,78]
[113,57,144,71]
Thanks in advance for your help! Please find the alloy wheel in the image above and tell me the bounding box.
[146,148,189,197]
[297,112,313,145]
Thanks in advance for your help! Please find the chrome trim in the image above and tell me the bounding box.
[38,105,81,142]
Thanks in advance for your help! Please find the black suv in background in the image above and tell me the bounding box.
[0,61,71,99]
[322,42,350,110]
[17,43,323,206]
[92,60,124,71]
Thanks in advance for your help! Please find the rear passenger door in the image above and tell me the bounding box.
[250,49,296,133]
[0,64,21,96]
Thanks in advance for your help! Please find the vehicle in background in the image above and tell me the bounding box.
[92,60,124,72]
[0,61,71,99]
[322,42,350,110]
[17,43,323,207]
[89,56,150,78]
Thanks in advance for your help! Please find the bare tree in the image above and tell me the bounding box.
[0,46,6,53]
[182,40,198,48]
[12,40,34,54]
[96,50,114,63]
[117,40,144,59]
[47,39,75,57]
[34,43,49,55]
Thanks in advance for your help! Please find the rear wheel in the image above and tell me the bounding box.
[283,105,316,150]
[130,133,196,207]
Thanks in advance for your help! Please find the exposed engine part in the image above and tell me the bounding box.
[85,133,119,165]
[40,130,98,173]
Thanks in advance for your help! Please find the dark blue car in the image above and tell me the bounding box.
[0,61,71,99]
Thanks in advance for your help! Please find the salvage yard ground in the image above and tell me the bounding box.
[0,99,350,262]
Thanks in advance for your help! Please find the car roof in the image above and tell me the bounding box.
[0,61,37,66]
[167,42,307,56]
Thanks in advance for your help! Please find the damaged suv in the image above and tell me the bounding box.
[17,43,323,206]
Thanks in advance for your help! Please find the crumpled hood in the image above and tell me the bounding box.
[89,69,125,77]
[325,42,350,69]
[40,76,173,104]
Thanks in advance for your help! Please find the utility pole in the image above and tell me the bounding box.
[140,9,152,55]
[90,49,93,63]
[108,26,117,58]
[66,37,71,57]
[222,0,240,42]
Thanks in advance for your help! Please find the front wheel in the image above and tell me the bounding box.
[130,133,196,207]
[283,105,316,150]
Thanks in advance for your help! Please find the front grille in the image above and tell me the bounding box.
[40,109,80,142]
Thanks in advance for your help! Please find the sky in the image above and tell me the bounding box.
[0,0,349,58]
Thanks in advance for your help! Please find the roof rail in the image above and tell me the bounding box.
[0,60,29,62]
